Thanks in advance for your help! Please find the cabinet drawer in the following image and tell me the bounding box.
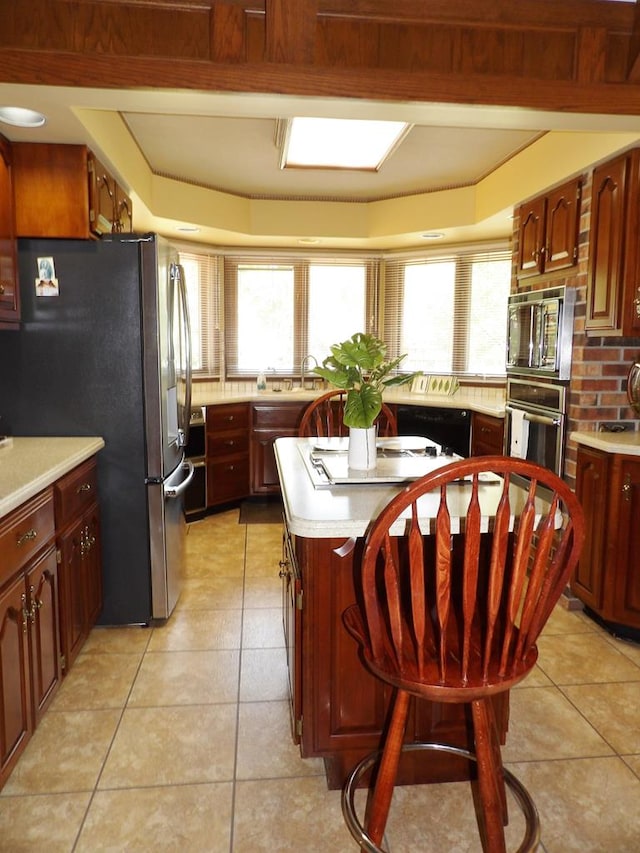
[252,402,307,429]
[207,403,249,433]
[0,488,55,586]
[207,457,250,504]
[207,432,249,459]
[54,459,99,529]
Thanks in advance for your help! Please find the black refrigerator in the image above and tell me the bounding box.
[0,233,193,625]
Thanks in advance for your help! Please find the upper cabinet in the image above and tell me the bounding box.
[12,143,133,239]
[516,177,582,279]
[0,134,20,328]
[586,148,640,336]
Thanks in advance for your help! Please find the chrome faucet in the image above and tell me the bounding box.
[300,354,318,389]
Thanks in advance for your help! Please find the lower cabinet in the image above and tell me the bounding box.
[572,445,640,630]
[0,488,60,789]
[206,403,250,507]
[280,527,302,744]
[55,458,102,672]
[470,412,505,456]
[251,402,307,494]
[0,455,103,791]
[285,524,508,790]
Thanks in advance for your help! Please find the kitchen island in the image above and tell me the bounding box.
[274,436,532,789]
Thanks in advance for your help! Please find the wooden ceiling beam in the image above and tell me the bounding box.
[4,47,640,117]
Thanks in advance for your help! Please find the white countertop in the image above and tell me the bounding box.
[274,436,543,539]
[0,436,105,519]
[569,430,640,456]
[192,386,506,418]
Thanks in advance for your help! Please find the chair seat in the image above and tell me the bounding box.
[343,603,537,702]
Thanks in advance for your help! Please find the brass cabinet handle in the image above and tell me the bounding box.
[17,528,37,547]
[0,283,5,295]
[20,593,29,633]
[76,482,92,493]
[634,288,640,318]
[278,558,290,579]
[622,473,632,502]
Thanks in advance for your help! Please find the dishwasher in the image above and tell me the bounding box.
[397,405,471,458]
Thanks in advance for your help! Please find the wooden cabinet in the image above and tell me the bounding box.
[586,149,640,335]
[280,527,302,744]
[250,402,307,494]
[516,177,581,279]
[470,412,504,456]
[291,529,508,789]
[0,133,19,327]
[206,403,250,506]
[572,445,640,631]
[54,458,102,672]
[12,143,133,239]
[0,488,60,789]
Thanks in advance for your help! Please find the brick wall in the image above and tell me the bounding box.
[512,169,640,488]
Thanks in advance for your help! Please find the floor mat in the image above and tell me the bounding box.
[238,498,284,524]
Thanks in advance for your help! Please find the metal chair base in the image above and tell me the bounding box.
[342,742,541,853]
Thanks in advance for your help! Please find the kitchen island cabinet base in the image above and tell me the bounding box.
[290,532,509,790]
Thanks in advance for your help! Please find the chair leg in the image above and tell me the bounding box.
[365,689,411,847]
[471,698,508,853]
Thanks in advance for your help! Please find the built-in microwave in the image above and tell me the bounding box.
[506,285,576,380]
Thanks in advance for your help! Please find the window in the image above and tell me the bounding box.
[177,250,221,376]
[224,256,376,377]
[383,248,511,377]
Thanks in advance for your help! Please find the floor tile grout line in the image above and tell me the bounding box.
[228,511,248,853]
[69,629,152,852]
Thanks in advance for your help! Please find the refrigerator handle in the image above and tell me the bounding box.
[164,459,195,498]
[176,262,193,448]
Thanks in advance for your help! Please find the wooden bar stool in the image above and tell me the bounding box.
[298,389,397,438]
[341,456,585,852]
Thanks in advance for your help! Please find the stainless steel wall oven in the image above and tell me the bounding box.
[505,378,566,490]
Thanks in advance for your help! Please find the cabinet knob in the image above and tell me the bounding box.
[0,283,5,295]
[622,473,632,502]
[634,289,640,318]
[76,482,92,493]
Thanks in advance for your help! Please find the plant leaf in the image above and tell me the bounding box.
[343,386,382,428]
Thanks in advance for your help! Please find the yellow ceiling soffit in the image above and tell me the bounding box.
[75,107,640,244]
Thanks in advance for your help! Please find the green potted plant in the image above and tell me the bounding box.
[313,332,420,468]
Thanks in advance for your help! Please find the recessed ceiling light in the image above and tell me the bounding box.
[0,106,46,128]
[278,117,410,172]
[422,232,445,240]
[177,226,200,233]
[298,237,320,245]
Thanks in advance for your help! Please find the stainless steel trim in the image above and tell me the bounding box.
[174,262,192,448]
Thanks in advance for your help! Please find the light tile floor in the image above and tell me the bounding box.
[2,508,640,851]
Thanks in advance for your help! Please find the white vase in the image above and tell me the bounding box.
[348,426,377,470]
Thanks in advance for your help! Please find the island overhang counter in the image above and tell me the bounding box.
[274,436,516,790]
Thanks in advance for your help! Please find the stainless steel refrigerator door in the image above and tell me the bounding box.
[141,237,192,481]
[149,458,195,619]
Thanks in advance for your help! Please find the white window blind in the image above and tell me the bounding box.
[224,255,377,377]
[383,248,511,377]
[178,250,221,377]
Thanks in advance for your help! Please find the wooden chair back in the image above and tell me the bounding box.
[348,455,585,699]
[298,389,398,438]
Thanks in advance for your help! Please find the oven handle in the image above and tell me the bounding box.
[506,405,562,427]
